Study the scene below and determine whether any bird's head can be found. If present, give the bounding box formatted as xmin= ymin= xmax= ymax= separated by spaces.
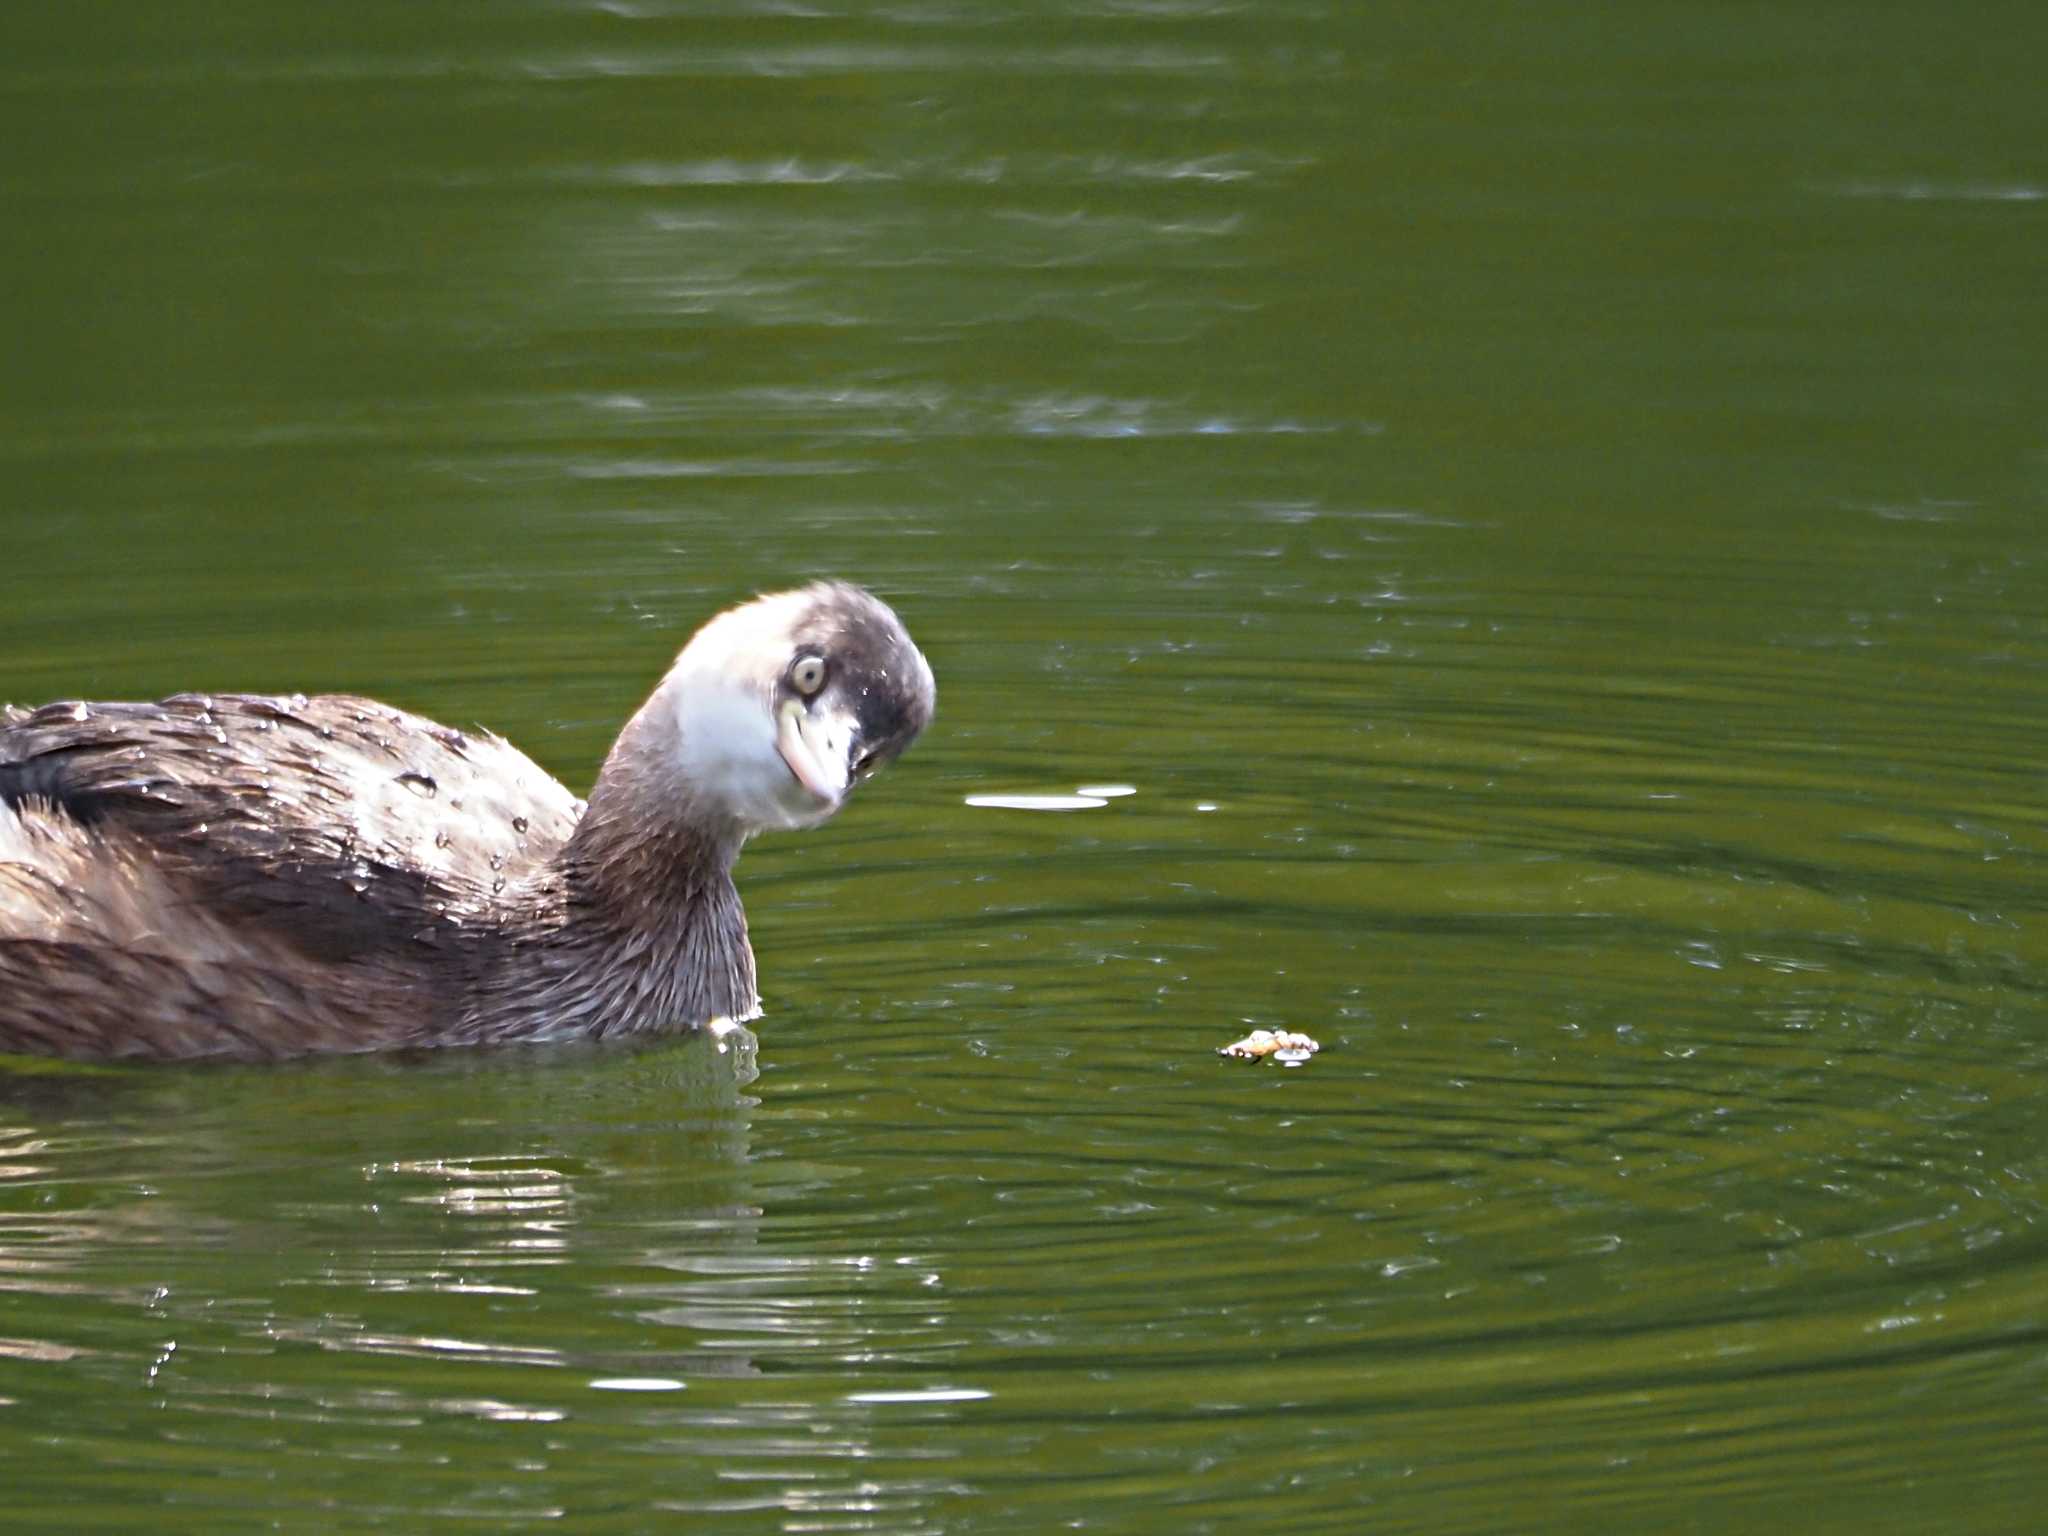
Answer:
xmin=648 ymin=582 xmax=935 ymax=837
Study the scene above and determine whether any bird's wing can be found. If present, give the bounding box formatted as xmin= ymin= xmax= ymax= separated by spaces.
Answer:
xmin=0 ymin=692 xmax=582 ymax=959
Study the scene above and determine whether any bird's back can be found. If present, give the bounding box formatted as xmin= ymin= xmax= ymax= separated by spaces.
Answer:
xmin=0 ymin=692 xmax=583 ymax=1058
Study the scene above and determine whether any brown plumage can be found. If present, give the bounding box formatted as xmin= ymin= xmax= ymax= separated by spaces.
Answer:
xmin=0 ymin=583 xmax=934 ymax=1061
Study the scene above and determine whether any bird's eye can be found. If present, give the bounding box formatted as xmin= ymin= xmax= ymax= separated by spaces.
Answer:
xmin=789 ymin=655 xmax=828 ymax=696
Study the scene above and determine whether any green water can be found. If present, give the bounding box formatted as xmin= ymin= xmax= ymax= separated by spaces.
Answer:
xmin=4 ymin=3 xmax=2046 ymax=1530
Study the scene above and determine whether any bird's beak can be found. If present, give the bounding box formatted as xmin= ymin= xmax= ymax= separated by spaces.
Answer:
xmin=775 ymin=697 xmax=850 ymax=808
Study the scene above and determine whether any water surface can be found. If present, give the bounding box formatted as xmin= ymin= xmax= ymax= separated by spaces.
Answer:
xmin=3 ymin=3 xmax=2046 ymax=1530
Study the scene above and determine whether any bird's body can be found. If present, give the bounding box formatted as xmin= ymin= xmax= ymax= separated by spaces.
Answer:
xmin=0 ymin=583 xmax=933 ymax=1061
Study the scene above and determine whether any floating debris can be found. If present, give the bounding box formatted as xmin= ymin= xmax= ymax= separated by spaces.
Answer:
xmin=1217 ymin=1028 xmax=1320 ymax=1065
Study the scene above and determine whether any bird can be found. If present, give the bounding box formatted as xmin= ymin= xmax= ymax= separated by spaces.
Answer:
xmin=0 ymin=582 xmax=934 ymax=1062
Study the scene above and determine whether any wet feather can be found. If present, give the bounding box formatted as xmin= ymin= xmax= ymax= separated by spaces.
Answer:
xmin=0 ymin=583 xmax=934 ymax=1062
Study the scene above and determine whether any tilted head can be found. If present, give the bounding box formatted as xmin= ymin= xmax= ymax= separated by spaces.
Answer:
xmin=647 ymin=582 xmax=935 ymax=836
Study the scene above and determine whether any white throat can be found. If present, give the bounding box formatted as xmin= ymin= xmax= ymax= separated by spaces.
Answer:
xmin=668 ymin=670 xmax=842 ymax=833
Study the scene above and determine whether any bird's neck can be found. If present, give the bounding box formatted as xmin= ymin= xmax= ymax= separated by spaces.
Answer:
xmin=567 ymin=795 xmax=759 ymax=1033
xmin=455 ymin=753 xmax=760 ymax=1045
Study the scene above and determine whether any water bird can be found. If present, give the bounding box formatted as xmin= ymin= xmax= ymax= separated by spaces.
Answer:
xmin=0 ymin=583 xmax=933 ymax=1061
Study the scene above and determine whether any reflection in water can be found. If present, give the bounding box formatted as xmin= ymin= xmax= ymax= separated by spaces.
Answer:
xmin=0 ymin=1037 xmax=789 ymax=1454
xmin=964 ymin=793 xmax=1109 ymax=810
